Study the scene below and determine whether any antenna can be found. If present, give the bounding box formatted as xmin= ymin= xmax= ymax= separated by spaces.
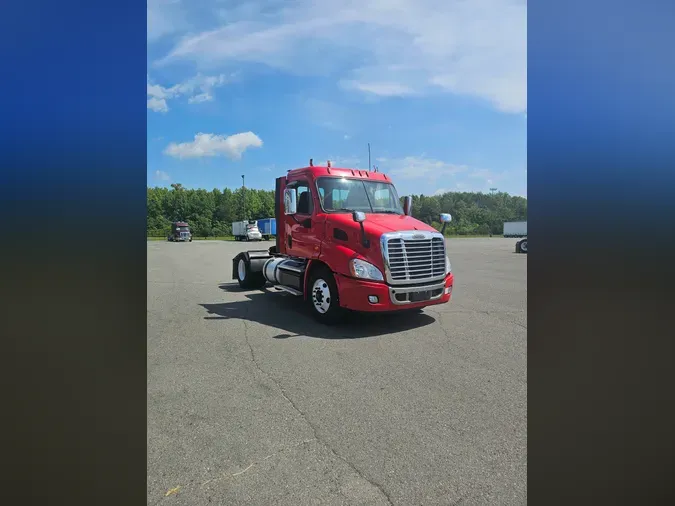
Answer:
xmin=368 ymin=143 xmax=371 ymax=173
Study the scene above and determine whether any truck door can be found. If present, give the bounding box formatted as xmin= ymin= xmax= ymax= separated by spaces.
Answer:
xmin=285 ymin=179 xmax=322 ymax=259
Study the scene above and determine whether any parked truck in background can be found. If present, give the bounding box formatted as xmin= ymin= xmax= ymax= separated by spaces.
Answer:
xmin=232 ymin=160 xmax=454 ymax=324
xmin=503 ymin=221 xmax=527 ymax=237
xmin=233 ymin=220 xmax=263 ymax=241
xmin=257 ymin=218 xmax=276 ymax=240
xmin=503 ymin=221 xmax=527 ymax=254
xmin=167 ymin=221 xmax=192 ymax=242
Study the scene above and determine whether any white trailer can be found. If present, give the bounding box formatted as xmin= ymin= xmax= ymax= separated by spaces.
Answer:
xmin=503 ymin=221 xmax=527 ymax=238
xmin=232 ymin=220 xmax=263 ymax=241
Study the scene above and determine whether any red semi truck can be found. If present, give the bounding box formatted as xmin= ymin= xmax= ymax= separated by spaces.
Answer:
xmin=232 ymin=161 xmax=454 ymax=324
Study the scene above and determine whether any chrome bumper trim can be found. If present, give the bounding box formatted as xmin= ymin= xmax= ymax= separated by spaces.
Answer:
xmin=388 ymin=280 xmax=447 ymax=306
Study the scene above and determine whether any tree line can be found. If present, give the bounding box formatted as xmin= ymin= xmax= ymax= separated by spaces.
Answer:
xmin=147 ymin=183 xmax=527 ymax=237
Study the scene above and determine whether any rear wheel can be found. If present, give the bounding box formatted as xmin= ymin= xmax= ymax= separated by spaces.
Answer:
xmin=236 ymin=257 xmax=266 ymax=289
xmin=307 ymin=267 xmax=345 ymax=324
xmin=520 ymin=239 xmax=527 ymax=253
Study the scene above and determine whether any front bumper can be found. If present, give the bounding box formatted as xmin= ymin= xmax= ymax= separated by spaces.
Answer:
xmin=335 ymin=273 xmax=454 ymax=312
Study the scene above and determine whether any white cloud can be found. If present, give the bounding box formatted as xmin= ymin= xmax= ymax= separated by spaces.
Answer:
xmin=469 ymin=168 xmax=505 ymax=185
xmin=343 ymin=134 xmax=351 ymax=140
xmin=147 ymin=0 xmax=186 ymax=42
xmin=379 ymin=155 xmax=468 ymax=180
xmin=375 ymin=155 xmax=522 ymax=195
xmin=148 ymin=97 xmax=169 ymax=113
xmin=154 ymin=170 xmax=171 ymax=181
xmin=147 ymin=73 xmax=234 ymax=112
xmin=164 ymin=132 xmax=263 ymax=159
xmin=157 ymin=0 xmax=526 ymax=114
xmin=339 ymin=80 xmax=416 ymax=97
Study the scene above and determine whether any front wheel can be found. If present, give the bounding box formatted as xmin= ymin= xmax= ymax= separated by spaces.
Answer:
xmin=307 ymin=267 xmax=345 ymax=324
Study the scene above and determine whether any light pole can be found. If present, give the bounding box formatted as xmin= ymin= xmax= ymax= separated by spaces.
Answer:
xmin=241 ymin=175 xmax=246 ymax=220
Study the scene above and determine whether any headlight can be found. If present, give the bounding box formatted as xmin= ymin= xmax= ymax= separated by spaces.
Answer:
xmin=349 ymin=258 xmax=384 ymax=281
xmin=445 ymin=255 xmax=452 ymax=274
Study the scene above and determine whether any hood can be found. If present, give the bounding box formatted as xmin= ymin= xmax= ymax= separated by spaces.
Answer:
xmin=328 ymin=213 xmax=437 ymax=236
xmin=326 ymin=213 xmax=440 ymax=269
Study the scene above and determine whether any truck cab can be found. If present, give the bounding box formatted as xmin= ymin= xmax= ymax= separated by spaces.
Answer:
xmin=168 ymin=221 xmax=192 ymax=242
xmin=232 ymin=162 xmax=454 ymax=323
xmin=233 ymin=220 xmax=263 ymax=241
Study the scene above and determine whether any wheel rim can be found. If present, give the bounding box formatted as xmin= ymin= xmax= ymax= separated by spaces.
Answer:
xmin=521 ymin=241 xmax=527 ymax=252
xmin=238 ymin=259 xmax=246 ymax=280
xmin=312 ymin=278 xmax=332 ymax=314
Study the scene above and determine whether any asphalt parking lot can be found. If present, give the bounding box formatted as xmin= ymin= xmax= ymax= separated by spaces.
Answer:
xmin=147 ymin=238 xmax=527 ymax=505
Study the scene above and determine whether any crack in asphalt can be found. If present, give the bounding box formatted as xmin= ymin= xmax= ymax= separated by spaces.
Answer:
xmin=241 ymin=311 xmax=395 ymax=506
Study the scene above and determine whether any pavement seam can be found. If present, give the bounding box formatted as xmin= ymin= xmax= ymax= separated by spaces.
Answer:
xmin=242 ymin=314 xmax=395 ymax=506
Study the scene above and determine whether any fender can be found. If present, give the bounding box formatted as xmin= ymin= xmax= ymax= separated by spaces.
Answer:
xmin=303 ymin=259 xmax=314 ymax=300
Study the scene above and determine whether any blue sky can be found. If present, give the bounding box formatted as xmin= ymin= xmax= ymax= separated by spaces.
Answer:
xmin=147 ymin=0 xmax=527 ymax=197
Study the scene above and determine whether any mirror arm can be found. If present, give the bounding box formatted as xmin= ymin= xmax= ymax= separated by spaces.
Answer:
xmin=359 ymin=223 xmax=370 ymax=248
xmin=441 ymin=222 xmax=448 ymax=235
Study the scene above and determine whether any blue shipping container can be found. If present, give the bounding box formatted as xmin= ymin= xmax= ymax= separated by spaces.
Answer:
xmin=257 ymin=218 xmax=276 ymax=237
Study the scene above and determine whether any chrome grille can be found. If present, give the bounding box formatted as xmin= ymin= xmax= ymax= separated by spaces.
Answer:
xmin=382 ymin=231 xmax=446 ymax=284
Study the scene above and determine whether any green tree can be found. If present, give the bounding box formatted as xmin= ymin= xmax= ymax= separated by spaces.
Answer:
xmin=147 ymin=183 xmax=526 ymax=238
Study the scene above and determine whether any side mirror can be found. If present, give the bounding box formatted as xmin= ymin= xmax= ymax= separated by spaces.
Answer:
xmin=402 ymin=196 xmax=413 ymax=216
xmin=352 ymin=211 xmax=370 ymax=248
xmin=439 ymin=213 xmax=452 ymax=235
xmin=284 ymin=188 xmax=297 ymax=215
xmin=352 ymin=211 xmax=366 ymax=223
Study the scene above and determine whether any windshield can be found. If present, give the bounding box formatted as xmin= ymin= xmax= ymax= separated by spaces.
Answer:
xmin=316 ymin=177 xmax=403 ymax=214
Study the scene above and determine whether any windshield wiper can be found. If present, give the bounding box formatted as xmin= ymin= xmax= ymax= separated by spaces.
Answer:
xmin=375 ymin=210 xmax=402 ymax=215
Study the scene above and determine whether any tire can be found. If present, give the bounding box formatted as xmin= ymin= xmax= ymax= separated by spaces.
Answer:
xmin=307 ymin=266 xmax=345 ymax=324
xmin=520 ymin=240 xmax=527 ymax=253
xmin=236 ymin=256 xmax=266 ymax=289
